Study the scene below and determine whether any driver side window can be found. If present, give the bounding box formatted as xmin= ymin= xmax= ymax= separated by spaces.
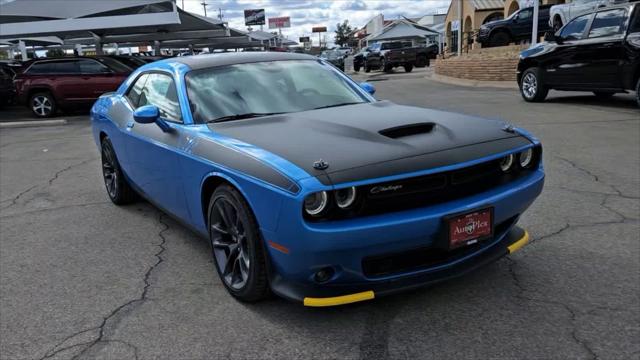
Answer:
xmin=138 ymin=73 xmax=183 ymax=122
xmin=560 ymin=14 xmax=591 ymax=40
xmin=518 ymin=9 xmax=532 ymax=20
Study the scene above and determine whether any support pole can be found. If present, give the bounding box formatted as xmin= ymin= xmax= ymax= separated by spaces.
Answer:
xmin=18 ymin=40 xmax=27 ymax=61
xmin=153 ymin=40 xmax=161 ymax=56
xmin=457 ymin=0 xmax=462 ymax=55
xmin=531 ymin=0 xmax=540 ymax=45
xmin=75 ymin=44 xmax=83 ymax=56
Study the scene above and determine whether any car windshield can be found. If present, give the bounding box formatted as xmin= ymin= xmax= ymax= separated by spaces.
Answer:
xmin=186 ymin=60 xmax=369 ymax=123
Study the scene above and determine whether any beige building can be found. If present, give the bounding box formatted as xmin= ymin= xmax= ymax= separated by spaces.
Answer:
xmin=444 ymin=0 xmax=566 ymax=52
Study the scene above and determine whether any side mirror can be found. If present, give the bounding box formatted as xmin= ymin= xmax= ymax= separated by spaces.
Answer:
xmin=544 ymin=31 xmax=556 ymax=42
xmin=133 ymin=104 xmax=159 ymax=124
xmin=360 ymin=82 xmax=376 ymax=95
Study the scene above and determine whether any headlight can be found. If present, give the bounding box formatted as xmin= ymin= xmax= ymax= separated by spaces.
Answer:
xmin=304 ymin=191 xmax=329 ymax=216
xmin=519 ymin=148 xmax=533 ymax=168
xmin=335 ymin=187 xmax=357 ymax=209
xmin=500 ymin=154 xmax=515 ymax=172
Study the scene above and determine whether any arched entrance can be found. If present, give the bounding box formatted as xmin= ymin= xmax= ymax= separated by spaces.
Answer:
xmin=464 ymin=16 xmax=473 ymax=48
xmin=507 ymin=0 xmax=519 ymax=16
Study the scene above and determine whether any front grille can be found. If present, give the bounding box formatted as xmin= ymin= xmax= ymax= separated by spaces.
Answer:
xmin=362 ymin=215 xmax=518 ymax=278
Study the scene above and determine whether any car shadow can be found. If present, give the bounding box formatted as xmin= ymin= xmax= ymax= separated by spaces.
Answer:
xmin=545 ymin=93 xmax=638 ymax=110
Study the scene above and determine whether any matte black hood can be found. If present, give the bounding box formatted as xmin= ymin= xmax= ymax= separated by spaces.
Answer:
xmin=209 ymin=101 xmax=531 ymax=185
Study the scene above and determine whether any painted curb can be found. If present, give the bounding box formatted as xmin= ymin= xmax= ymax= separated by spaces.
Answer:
xmin=428 ymin=74 xmax=519 ymax=89
xmin=0 ymin=119 xmax=68 ymax=129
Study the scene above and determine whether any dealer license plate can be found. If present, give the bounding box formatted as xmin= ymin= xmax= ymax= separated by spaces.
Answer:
xmin=447 ymin=208 xmax=493 ymax=250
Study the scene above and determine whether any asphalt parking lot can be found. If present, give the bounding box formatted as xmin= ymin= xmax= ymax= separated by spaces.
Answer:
xmin=1 ymin=74 xmax=638 ymax=359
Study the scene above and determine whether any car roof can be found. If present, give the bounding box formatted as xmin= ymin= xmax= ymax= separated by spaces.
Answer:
xmin=170 ymin=51 xmax=317 ymax=70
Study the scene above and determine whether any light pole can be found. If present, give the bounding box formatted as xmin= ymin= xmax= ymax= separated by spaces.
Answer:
xmin=457 ymin=0 xmax=462 ymax=55
xmin=201 ymin=1 xmax=208 ymax=17
xmin=531 ymin=0 xmax=540 ymax=45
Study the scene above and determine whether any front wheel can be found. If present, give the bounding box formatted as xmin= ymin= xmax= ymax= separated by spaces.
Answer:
xmin=30 ymin=92 xmax=56 ymax=118
xmin=404 ymin=64 xmax=414 ymax=73
xmin=520 ymin=67 xmax=548 ymax=102
xmin=208 ymin=184 xmax=269 ymax=302
xmin=101 ymin=137 xmax=136 ymax=205
xmin=353 ymin=63 xmax=360 ymax=72
xmin=489 ymin=32 xmax=511 ymax=47
xmin=381 ymin=57 xmax=391 ymax=73
xmin=364 ymin=60 xmax=371 ymax=73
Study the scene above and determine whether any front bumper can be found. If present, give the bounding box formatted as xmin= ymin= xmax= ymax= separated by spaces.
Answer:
xmin=263 ymin=169 xmax=544 ymax=306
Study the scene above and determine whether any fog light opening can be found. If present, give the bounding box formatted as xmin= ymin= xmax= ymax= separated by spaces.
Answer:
xmin=314 ymin=267 xmax=335 ymax=283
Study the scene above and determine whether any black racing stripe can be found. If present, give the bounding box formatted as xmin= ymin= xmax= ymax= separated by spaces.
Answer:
xmin=193 ymin=138 xmax=298 ymax=193
xmin=323 ymin=137 xmax=532 ymax=185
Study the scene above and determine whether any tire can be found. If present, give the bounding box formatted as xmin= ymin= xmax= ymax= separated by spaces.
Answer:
xmin=489 ymin=31 xmax=511 ymax=47
xmin=381 ymin=57 xmax=391 ymax=73
xmin=553 ymin=17 xmax=563 ymax=33
xmin=354 ymin=64 xmax=360 ymax=72
xmin=519 ymin=67 xmax=549 ymax=102
xmin=404 ymin=64 xmax=414 ymax=73
xmin=208 ymin=184 xmax=269 ymax=302
xmin=636 ymin=78 xmax=640 ymax=107
xmin=101 ymin=137 xmax=136 ymax=205
xmin=30 ymin=92 xmax=56 ymax=118
xmin=364 ymin=60 xmax=371 ymax=73
xmin=593 ymin=91 xmax=615 ymax=99
xmin=415 ymin=55 xmax=427 ymax=68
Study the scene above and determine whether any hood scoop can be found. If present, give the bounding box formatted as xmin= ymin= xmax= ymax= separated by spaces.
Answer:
xmin=379 ymin=122 xmax=435 ymax=139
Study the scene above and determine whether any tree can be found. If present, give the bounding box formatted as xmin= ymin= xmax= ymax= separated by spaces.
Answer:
xmin=46 ymin=48 xmax=65 ymax=58
xmin=334 ymin=20 xmax=353 ymax=47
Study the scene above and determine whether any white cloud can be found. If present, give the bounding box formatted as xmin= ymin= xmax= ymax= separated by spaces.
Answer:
xmin=179 ymin=0 xmax=449 ymax=46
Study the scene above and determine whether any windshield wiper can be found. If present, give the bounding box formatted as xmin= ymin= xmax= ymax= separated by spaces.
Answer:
xmin=207 ymin=112 xmax=284 ymax=123
xmin=312 ymin=102 xmax=364 ymax=110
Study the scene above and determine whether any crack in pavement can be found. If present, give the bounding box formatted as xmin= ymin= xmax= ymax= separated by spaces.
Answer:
xmin=38 ymin=212 xmax=170 ymax=360
xmin=0 ymin=158 xmax=96 ymax=212
xmin=506 ymin=257 xmax=599 ymax=360
xmin=0 ymin=201 xmax=111 ymax=219
xmin=48 ymin=158 xmax=95 ymax=186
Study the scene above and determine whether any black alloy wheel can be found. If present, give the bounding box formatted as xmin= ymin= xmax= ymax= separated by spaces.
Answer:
xmin=382 ymin=57 xmax=391 ymax=73
xmin=30 ymin=92 xmax=56 ymax=118
xmin=101 ymin=137 xmax=136 ymax=205
xmin=208 ymin=184 xmax=269 ymax=302
xmin=520 ymin=67 xmax=549 ymax=102
xmin=404 ymin=64 xmax=414 ymax=73
xmin=489 ymin=32 xmax=511 ymax=47
xmin=553 ymin=17 xmax=563 ymax=33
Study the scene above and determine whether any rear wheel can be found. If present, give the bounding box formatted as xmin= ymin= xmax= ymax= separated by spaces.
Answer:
xmin=208 ymin=184 xmax=269 ymax=302
xmin=520 ymin=67 xmax=548 ymax=102
xmin=404 ymin=64 xmax=414 ymax=73
xmin=489 ymin=31 xmax=511 ymax=47
xmin=101 ymin=137 xmax=136 ymax=205
xmin=30 ymin=92 xmax=56 ymax=118
xmin=593 ymin=91 xmax=615 ymax=99
xmin=553 ymin=17 xmax=563 ymax=33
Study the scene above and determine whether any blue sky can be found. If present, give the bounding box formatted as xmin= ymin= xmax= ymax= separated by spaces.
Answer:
xmin=180 ymin=0 xmax=450 ymax=45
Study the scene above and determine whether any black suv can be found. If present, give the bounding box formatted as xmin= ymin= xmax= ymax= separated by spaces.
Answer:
xmin=478 ymin=5 xmax=552 ymax=47
xmin=517 ymin=3 xmax=640 ymax=107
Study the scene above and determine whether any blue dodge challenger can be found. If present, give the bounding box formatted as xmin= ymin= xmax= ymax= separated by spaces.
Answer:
xmin=91 ymin=52 xmax=544 ymax=306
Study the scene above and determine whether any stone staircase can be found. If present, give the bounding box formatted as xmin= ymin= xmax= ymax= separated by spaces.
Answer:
xmin=435 ymin=44 xmax=528 ymax=82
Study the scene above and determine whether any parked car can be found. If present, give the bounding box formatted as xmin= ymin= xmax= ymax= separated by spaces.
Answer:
xmin=352 ymin=47 xmax=372 ymax=72
xmin=101 ymin=55 xmax=148 ymax=69
xmin=0 ymin=64 xmax=16 ymax=108
xmin=319 ymin=50 xmax=345 ymax=71
xmin=549 ymin=0 xmax=631 ymax=32
xmin=14 ymin=57 xmax=131 ymax=117
xmin=335 ymin=47 xmax=352 ymax=58
xmin=92 ymin=52 xmax=543 ymax=306
xmin=478 ymin=5 xmax=552 ymax=47
xmin=518 ymin=2 xmax=640 ymax=107
xmin=357 ymin=41 xmax=433 ymax=73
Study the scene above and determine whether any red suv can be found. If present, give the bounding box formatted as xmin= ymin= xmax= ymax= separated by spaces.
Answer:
xmin=14 ymin=57 xmax=131 ymax=117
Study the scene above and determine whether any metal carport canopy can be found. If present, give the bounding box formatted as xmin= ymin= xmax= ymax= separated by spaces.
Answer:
xmin=0 ymin=0 xmax=228 ymax=41
xmin=368 ymin=21 xmax=439 ymax=42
